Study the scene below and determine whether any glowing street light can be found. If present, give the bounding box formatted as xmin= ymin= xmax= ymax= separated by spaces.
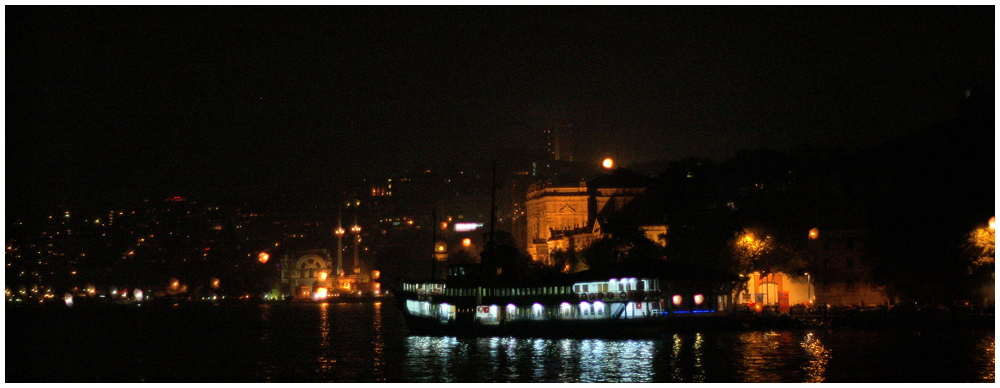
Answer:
xmin=809 ymin=228 xmax=820 ymax=240
xmin=602 ymin=157 xmax=614 ymax=169
xmin=318 ymin=271 xmax=328 ymax=282
xmin=314 ymin=287 xmax=328 ymax=301
xmin=462 ymin=238 xmax=472 ymax=248
xmin=258 ymin=252 xmax=270 ymax=264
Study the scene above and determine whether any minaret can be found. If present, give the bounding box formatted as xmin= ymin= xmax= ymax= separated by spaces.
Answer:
xmin=351 ymin=201 xmax=361 ymax=274
xmin=334 ymin=203 xmax=345 ymax=276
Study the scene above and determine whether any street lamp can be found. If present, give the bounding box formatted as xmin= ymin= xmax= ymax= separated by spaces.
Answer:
xmin=435 ymin=241 xmax=448 ymax=262
xmin=807 ymin=228 xmax=818 ymax=309
xmin=805 ymin=272 xmax=811 ymax=304
xmin=602 ymin=158 xmax=614 ymax=169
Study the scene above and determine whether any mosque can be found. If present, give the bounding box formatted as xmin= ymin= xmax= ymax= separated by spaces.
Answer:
xmin=279 ymin=206 xmax=381 ymax=300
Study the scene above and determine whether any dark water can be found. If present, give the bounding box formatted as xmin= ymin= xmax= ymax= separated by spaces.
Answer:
xmin=6 ymin=301 xmax=994 ymax=382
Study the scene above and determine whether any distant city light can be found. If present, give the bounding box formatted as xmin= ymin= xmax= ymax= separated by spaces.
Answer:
xmin=462 ymin=238 xmax=472 ymax=247
xmin=990 ymin=217 xmax=995 ymax=233
xmin=809 ymin=228 xmax=820 ymax=240
xmin=453 ymin=223 xmax=482 ymax=232
xmin=318 ymin=271 xmax=328 ymax=281
xmin=602 ymin=158 xmax=614 ymax=169
xmin=258 ymin=252 xmax=270 ymax=264
xmin=134 ymin=289 xmax=144 ymax=301
xmin=694 ymin=294 xmax=705 ymax=305
xmin=64 ymin=293 xmax=73 ymax=308
xmin=672 ymin=295 xmax=683 ymax=306
xmin=371 ymin=270 xmax=380 ymax=280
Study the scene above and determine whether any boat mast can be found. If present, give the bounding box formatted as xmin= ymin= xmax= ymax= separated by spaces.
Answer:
xmin=486 ymin=160 xmax=497 ymax=266
xmin=431 ymin=205 xmax=437 ymax=280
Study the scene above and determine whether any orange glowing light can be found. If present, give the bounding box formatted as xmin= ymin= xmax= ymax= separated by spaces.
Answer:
xmin=211 ymin=278 xmax=220 ymax=289
xmin=441 ymin=222 xmax=448 ymax=230
xmin=990 ymin=217 xmax=995 ymax=233
xmin=809 ymin=228 xmax=819 ymax=240
xmin=602 ymin=158 xmax=614 ymax=169
xmin=258 ymin=252 xmax=270 ymax=264
xmin=318 ymin=271 xmax=328 ymax=281
xmin=314 ymin=287 xmax=328 ymax=300
xmin=462 ymin=238 xmax=472 ymax=247
xmin=371 ymin=270 xmax=380 ymax=280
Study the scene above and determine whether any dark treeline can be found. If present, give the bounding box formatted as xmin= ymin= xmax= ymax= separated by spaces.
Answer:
xmin=580 ymin=90 xmax=994 ymax=303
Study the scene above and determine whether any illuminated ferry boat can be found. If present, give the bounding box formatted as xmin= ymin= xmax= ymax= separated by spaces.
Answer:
xmin=393 ymin=259 xmax=738 ymax=337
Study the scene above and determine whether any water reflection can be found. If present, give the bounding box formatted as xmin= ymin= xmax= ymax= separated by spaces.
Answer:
xmin=404 ymin=336 xmax=655 ymax=382
xmin=693 ymin=332 xmax=705 ymax=382
xmin=316 ymin=303 xmax=336 ymax=373
xmin=978 ymin=333 xmax=995 ymax=382
xmin=669 ymin=334 xmax=682 ymax=381
xmin=371 ymin=302 xmax=386 ymax=381
xmin=258 ymin=303 xmax=277 ymax=382
xmin=733 ymin=330 xmax=810 ymax=382
xmin=403 ymin=330 xmax=991 ymax=383
xmin=800 ymin=332 xmax=830 ymax=382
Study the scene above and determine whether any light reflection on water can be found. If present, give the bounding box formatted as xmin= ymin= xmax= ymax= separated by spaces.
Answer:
xmin=405 ymin=336 xmax=657 ymax=382
xmin=978 ymin=333 xmax=995 ymax=382
xmin=403 ymin=330 xmax=844 ymax=382
xmin=801 ymin=332 xmax=830 ymax=383
xmin=316 ymin=303 xmax=335 ymax=373
xmin=7 ymin=303 xmax=990 ymax=383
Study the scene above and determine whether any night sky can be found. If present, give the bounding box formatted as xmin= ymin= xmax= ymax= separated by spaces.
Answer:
xmin=6 ymin=6 xmax=994 ymax=212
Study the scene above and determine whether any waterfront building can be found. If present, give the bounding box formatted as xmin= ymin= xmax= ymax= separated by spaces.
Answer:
xmin=280 ymin=249 xmax=374 ymax=300
xmin=806 ymin=229 xmax=889 ymax=308
xmin=525 ymin=168 xmax=662 ymax=267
